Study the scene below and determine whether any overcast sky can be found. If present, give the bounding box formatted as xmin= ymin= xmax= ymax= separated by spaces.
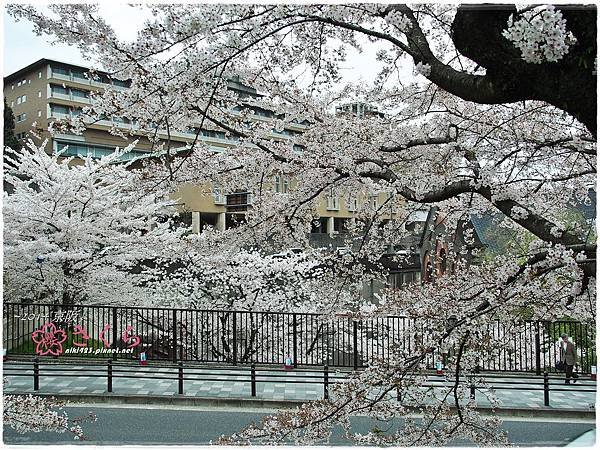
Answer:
xmin=3 ymin=4 xmax=413 ymax=87
xmin=3 ymin=4 xmax=150 ymax=75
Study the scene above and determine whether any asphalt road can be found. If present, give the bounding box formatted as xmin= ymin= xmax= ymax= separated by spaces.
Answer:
xmin=3 ymin=405 xmax=595 ymax=446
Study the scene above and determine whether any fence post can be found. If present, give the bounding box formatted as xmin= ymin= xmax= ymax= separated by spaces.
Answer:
xmin=469 ymin=372 xmax=475 ymax=400
xmin=251 ymin=364 xmax=256 ymax=397
xmin=107 ymin=360 xmax=113 ymax=393
xmin=535 ymin=322 xmax=541 ymax=376
xmin=293 ymin=314 xmax=298 ymax=368
xmin=172 ymin=309 xmax=178 ymax=363
xmin=178 ymin=362 xmax=184 ymax=395
xmin=8 ymin=303 xmax=13 ymax=357
xmin=33 ymin=358 xmax=39 ymax=391
xmin=353 ymin=321 xmax=359 ymax=370
xmin=232 ymin=312 xmax=237 ymax=366
xmin=112 ymin=307 xmax=118 ymax=361
xmin=543 ymin=371 xmax=550 ymax=406
xmin=323 ymin=365 xmax=329 ymax=400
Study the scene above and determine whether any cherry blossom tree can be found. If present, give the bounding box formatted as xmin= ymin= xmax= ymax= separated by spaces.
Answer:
xmin=3 ymin=140 xmax=182 ymax=306
xmin=6 ymin=3 xmax=596 ymax=446
xmin=3 ymin=380 xmax=96 ymax=440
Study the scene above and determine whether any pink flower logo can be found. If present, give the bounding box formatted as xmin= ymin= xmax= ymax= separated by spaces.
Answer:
xmin=31 ymin=322 xmax=68 ymax=356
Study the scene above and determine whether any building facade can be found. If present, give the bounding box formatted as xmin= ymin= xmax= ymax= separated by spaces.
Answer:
xmin=5 ymin=59 xmax=423 ymax=292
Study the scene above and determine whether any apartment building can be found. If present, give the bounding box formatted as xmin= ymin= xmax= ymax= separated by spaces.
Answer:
xmin=335 ymin=102 xmax=385 ymax=119
xmin=5 ymin=59 xmax=407 ymax=239
xmin=5 ymin=60 xmax=426 ymax=296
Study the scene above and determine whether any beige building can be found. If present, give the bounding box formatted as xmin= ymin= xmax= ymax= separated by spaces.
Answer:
xmin=4 ymin=59 xmax=403 ymax=241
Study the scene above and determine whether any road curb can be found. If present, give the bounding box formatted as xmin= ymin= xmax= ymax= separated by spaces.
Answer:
xmin=22 ymin=392 xmax=304 ymax=410
xmin=18 ymin=392 xmax=596 ymax=419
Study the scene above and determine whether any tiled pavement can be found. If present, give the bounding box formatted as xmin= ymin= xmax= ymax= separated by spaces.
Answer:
xmin=3 ymin=360 xmax=596 ymax=411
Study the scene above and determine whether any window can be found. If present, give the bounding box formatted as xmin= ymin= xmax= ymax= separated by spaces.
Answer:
xmin=16 ymin=113 xmax=27 ymax=123
xmin=252 ymin=107 xmax=274 ymax=118
xmin=112 ymin=79 xmax=129 ymax=88
xmin=52 ymin=66 xmax=69 ymax=76
xmin=38 ymin=110 xmax=42 ymax=118
xmin=71 ymin=88 xmax=90 ymax=99
xmin=275 ymin=175 xmax=289 ymax=194
xmin=369 ymin=195 xmax=378 ymax=209
xmin=38 ymin=91 xmax=42 ymax=98
xmin=201 ymin=129 xmax=227 ymax=140
xmin=50 ymin=104 xmax=70 ymax=117
xmin=38 ymin=71 xmax=42 ymax=79
xmin=15 ymin=95 xmax=27 ymax=104
xmin=213 ymin=186 xmax=226 ymax=205
xmin=51 ymin=85 xmax=69 ymax=96
xmin=72 ymin=70 xmax=87 ymax=81
xmin=326 ymin=190 xmax=340 ymax=210
xmin=388 ymin=271 xmax=420 ymax=290
xmin=56 ymin=141 xmax=146 ymax=160
xmin=438 ymin=248 xmax=448 ymax=276
xmin=11 ymin=84 xmax=14 ymax=90
xmin=10 ymin=101 xmax=14 ymax=108
xmin=16 ymin=132 xmax=27 ymax=139
xmin=347 ymin=197 xmax=358 ymax=212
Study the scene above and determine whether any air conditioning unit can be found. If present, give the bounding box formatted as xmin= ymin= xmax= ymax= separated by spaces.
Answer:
xmin=213 ymin=187 xmax=226 ymax=205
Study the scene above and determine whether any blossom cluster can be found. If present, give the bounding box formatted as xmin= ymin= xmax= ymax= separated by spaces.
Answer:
xmin=4 ymin=2 xmax=596 ymax=446
xmin=3 ymin=388 xmax=96 ymax=440
xmin=503 ymin=6 xmax=577 ymax=64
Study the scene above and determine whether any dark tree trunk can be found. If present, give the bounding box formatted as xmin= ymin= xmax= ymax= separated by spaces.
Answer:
xmin=451 ymin=5 xmax=597 ymax=135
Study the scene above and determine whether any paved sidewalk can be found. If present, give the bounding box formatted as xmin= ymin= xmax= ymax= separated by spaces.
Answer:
xmin=3 ymin=360 xmax=596 ymax=411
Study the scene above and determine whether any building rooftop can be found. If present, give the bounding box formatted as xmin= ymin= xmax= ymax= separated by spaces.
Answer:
xmin=4 ymin=58 xmax=109 ymax=84
xmin=4 ymin=58 xmax=262 ymax=98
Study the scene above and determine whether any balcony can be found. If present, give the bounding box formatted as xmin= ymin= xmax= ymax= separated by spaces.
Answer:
xmin=49 ymin=70 xmax=128 ymax=92
xmin=226 ymin=192 xmax=253 ymax=212
xmin=50 ymin=91 xmax=92 ymax=105
xmin=308 ymin=233 xmax=354 ymax=250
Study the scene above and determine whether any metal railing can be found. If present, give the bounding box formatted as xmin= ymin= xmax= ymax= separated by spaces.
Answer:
xmin=3 ymin=302 xmax=596 ymax=373
xmin=3 ymin=359 xmax=596 ymax=407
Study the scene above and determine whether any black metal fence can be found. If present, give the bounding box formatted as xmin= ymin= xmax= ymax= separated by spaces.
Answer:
xmin=3 ymin=302 xmax=597 ymax=373
xmin=3 ymin=359 xmax=596 ymax=408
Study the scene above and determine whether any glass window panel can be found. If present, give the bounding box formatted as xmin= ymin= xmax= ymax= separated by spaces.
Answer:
xmin=72 ymin=89 xmax=89 ymax=98
xmin=52 ymin=85 xmax=68 ymax=95
xmin=72 ymin=70 xmax=87 ymax=80
xmin=52 ymin=66 xmax=69 ymax=76
xmin=51 ymin=104 xmax=69 ymax=114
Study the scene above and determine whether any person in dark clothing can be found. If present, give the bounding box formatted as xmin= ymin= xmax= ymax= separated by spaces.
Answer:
xmin=560 ymin=334 xmax=577 ymax=384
